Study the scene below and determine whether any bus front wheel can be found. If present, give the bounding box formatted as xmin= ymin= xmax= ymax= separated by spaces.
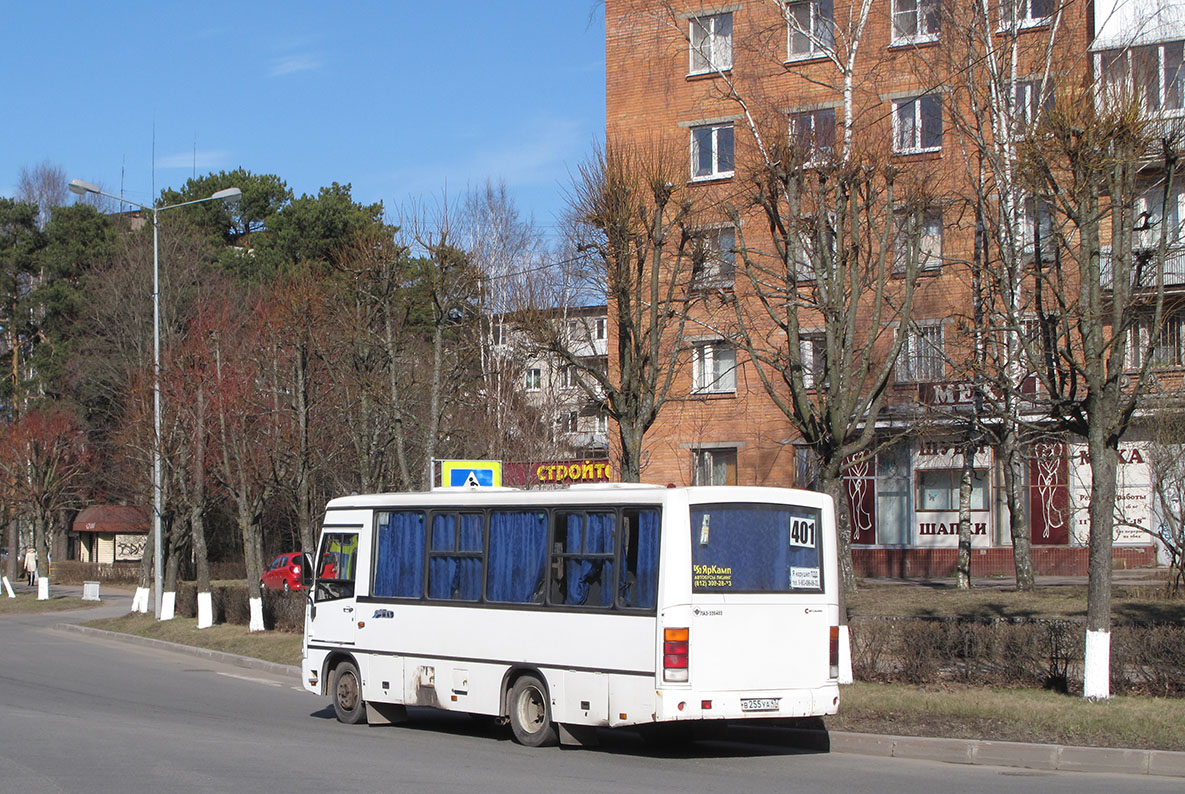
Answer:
xmin=332 ymin=660 xmax=366 ymax=725
xmin=508 ymin=674 xmax=557 ymax=747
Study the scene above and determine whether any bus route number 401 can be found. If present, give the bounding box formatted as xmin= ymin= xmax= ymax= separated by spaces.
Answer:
xmin=789 ymin=517 xmax=816 ymax=548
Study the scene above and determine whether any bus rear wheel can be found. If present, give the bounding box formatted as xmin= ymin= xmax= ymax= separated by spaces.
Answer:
xmin=508 ymin=674 xmax=557 ymax=747
xmin=332 ymin=660 xmax=366 ymax=724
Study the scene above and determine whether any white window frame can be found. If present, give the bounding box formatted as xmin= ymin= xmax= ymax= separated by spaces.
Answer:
xmin=800 ymin=333 xmax=827 ymax=389
xmin=789 ymin=107 xmax=836 ymax=165
xmin=525 ymin=367 xmax=542 ymax=392
xmin=690 ymin=123 xmax=735 ymax=180
xmin=692 ymin=342 xmax=737 ymax=393
xmin=1020 ymin=196 xmax=1054 ymax=258
xmin=692 ymin=447 xmax=738 ymax=486
xmin=893 ymin=208 xmax=943 ymax=272
xmin=896 ymin=323 xmax=945 ymax=382
xmin=690 ymin=12 xmax=733 ymax=75
xmin=891 ymin=0 xmax=939 ymax=45
xmin=892 ymin=94 xmax=943 ymax=153
xmin=786 ymin=0 xmax=834 ymax=60
xmin=560 ymin=364 xmax=577 ymax=389
xmin=693 ymin=226 xmax=737 ymax=286
xmin=999 ymin=0 xmax=1053 ymax=30
xmin=595 ymin=317 xmax=607 ymax=340
xmin=1098 ymin=40 xmax=1185 ymax=116
xmin=1129 ymin=309 xmax=1185 ymax=369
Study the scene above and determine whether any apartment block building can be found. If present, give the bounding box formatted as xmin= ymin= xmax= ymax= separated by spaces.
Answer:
xmin=605 ymin=0 xmax=1184 ymax=575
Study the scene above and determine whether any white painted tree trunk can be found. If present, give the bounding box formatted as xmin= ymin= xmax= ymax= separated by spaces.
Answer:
xmin=196 ymin=591 xmax=213 ymax=629
xmin=1084 ymin=629 xmax=1111 ymax=700
xmin=248 ymin=597 xmax=265 ymax=632
xmin=838 ymin=625 xmax=854 ymax=684
xmin=36 ymin=577 xmax=48 ymax=601
xmin=160 ymin=591 xmax=176 ymax=621
xmin=131 ymin=586 xmax=150 ymax=613
xmin=3 ymin=576 xmax=14 ymax=598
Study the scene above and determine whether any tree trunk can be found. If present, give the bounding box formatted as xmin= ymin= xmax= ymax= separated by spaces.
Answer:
xmin=1083 ymin=423 xmax=1117 ymax=700
xmin=956 ymin=441 xmax=975 ymax=589
xmin=241 ymin=504 xmax=266 ymax=632
xmin=820 ymin=465 xmax=857 ymax=596
xmin=1001 ymin=425 xmax=1036 ymax=591
xmin=192 ymin=383 xmax=213 ymax=628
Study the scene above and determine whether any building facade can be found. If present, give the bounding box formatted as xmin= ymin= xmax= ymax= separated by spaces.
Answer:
xmin=606 ymin=0 xmax=1184 ymax=575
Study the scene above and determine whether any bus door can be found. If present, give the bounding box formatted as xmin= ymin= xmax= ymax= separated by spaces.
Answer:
xmin=310 ymin=530 xmax=360 ymax=645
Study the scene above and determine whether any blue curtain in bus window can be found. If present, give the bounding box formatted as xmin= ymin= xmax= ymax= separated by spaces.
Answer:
xmin=374 ymin=511 xmax=425 ymax=598
xmin=487 ymin=510 xmax=547 ymax=603
xmin=564 ymin=512 xmax=615 ymax=607
xmin=428 ymin=514 xmax=483 ymax=601
xmin=619 ymin=509 xmax=659 ymax=609
xmin=689 ymin=506 xmax=820 ymax=592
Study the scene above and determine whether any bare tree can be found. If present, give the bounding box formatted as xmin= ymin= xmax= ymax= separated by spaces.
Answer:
xmin=1146 ymin=408 xmax=1185 ymax=595
xmin=16 ymin=160 xmax=67 ymax=230
xmin=523 ymin=142 xmax=700 ymax=481
xmin=1019 ymin=82 xmax=1180 ymax=698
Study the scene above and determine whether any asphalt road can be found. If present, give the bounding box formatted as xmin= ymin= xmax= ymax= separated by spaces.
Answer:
xmin=0 ymin=592 xmax=1176 ymax=794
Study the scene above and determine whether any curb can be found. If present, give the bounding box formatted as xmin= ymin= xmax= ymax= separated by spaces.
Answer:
xmin=784 ymin=729 xmax=1185 ymax=778
xmin=46 ymin=624 xmax=1185 ymax=777
xmin=53 ymin=622 xmax=301 ymax=679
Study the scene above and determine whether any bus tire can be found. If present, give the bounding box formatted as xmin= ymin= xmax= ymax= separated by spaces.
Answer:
xmin=508 ymin=674 xmax=557 ymax=747
xmin=332 ymin=660 xmax=366 ymax=725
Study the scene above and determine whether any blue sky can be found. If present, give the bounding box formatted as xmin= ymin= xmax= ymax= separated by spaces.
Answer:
xmin=1 ymin=1 xmax=605 ymax=236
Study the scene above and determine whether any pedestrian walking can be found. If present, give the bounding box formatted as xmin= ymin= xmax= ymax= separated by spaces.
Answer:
xmin=23 ymin=546 xmax=37 ymax=586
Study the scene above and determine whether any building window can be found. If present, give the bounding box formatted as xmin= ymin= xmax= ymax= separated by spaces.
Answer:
xmin=525 ymin=367 xmax=542 ymax=392
xmin=896 ymin=324 xmax=944 ymax=382
xmin=787 ymin=1 xmax=834 ymax=59
xmin=1129 ymin=309 xmax=1185 ymax=369
xmin=1099 ymin=41 xmax=1185 ymax=113
xmin=690 ymin=12 xmax=733 ymax=74
xmin=560 ymin=411 xmax=579 ymax=434
xmin=1021 ymin=197 xmax=1054 ymax=258
xmin=1013 ymin=79 xmax=1052 ymax=131
xmin=691 ymin=123 xmax=735 ymax=180
xmin=893 ymin=95 xmax=943 ymax=153
xmin=560 ymin=365 xmax=577 ymax=389
xmin=1000 ymin=0 xmax=1052 ymax=28
xmin=595 ymin=317 xmax=607 ymax=340
xmin=893 ymin=208 xmax=943 ymax=272
xmin=790 ymin=107 xmax=836 ymax=164
xmin=693 ymin=447 xmax=738 ymax=486
xmin=916 ymin=469 xmax=989 ymax=511
xmin=693 ymin=226 xmax=736 ymax=286
xmin=800 ymin=333 xmax=827 ymax=388
xmin=892 ymin=0 xmax=939 ymax=43
xmin=594 ymin=413 xmax=609 ymax=434
xmin=692 ymin=342 xmax=737 ymax=393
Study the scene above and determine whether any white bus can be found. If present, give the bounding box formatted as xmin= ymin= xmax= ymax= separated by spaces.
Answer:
xmin=301 ymin=484 xmax=840 ymax=747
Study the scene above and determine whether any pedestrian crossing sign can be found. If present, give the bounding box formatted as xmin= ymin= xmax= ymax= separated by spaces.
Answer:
xmin=441 ymin=459 xmax=502 ymax=488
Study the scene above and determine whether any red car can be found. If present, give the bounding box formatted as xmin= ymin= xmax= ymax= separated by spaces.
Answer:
xmin=261 ymin=552 xmax=308 ymax=592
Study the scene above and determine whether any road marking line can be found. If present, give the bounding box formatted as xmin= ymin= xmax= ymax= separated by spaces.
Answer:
xmin=216 ymin=672 xmax=282 ymax=687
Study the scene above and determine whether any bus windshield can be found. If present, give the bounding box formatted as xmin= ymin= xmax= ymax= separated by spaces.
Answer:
xmin=690 ymin=503 xmax=823 ymax=593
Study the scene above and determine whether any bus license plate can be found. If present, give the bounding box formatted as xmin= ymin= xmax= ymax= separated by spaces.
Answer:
xmin=741 ymin=698 xmax=780 ymax=712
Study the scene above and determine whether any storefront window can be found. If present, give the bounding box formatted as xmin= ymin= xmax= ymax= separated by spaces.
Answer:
xmin=916 ymin=469 xmax=988 ymax=511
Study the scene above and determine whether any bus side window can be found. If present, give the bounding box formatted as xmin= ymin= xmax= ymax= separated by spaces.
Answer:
xmin=373 ymin=511 xmax=426 ymax=598
xmin=487 ymin=510 xmax=547 ymax=604
xmin=428 ymin=513 xmax=484 ymax=601
xmin=618 ymin=508 xmax=660 ymax=609
xmin=551 ymin=512 xmax=615 ymax=608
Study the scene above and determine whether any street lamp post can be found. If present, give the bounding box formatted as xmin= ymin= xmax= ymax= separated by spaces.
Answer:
xmin=68 ymin=179 xmax=241 ymax=619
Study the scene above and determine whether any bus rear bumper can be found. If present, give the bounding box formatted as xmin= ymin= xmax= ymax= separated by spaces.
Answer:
xmin=652 ymin=683 xmax=839 ymax=722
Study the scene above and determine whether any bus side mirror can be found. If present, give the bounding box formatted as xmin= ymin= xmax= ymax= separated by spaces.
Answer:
xmin=302 ymin=553 xmax=314 ymax=589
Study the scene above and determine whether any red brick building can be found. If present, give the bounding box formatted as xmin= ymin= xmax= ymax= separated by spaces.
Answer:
xmin=605 ymin=0 xmax=1182 ymax=576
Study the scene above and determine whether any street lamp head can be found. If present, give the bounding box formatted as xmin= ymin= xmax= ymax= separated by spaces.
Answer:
xmin=69 ymin=178 xmax=101 ymax=196
xmin=210 ymin=187 xmax=242 ymax=202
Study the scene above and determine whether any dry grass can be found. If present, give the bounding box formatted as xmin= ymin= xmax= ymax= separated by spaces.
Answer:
xmin=84 ymin=613 xmax=303 ymax=666
xmin=0 ymin=593 xmax=104 ymax=615
xmin=848 ymin=582 xmax=1185 ymax=623
xmin=831 ymin=682 xmax=1185 ymax=751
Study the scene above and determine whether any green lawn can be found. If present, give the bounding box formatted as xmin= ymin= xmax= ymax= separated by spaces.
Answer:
xmin=0 ymin=593 xmax=104 ymax=615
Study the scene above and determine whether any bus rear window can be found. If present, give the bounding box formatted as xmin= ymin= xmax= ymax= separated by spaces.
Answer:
xmin=690 ymin=504 xmax=823 ymax=593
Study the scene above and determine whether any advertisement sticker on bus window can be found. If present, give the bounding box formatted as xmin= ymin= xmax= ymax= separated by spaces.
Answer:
xmin=790 ymin=566 xmax=820 ymax=590
xmin=693 ymin=564 xmax=732 ymax=588
xmin=698 ymin=514 xmax=710 ymax=546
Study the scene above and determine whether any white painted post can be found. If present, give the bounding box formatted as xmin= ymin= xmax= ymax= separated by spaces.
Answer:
xmin=36 ymin=576 xmax=49 ymax=600
xmin=2 ymin=576 xmax=14 ymax=598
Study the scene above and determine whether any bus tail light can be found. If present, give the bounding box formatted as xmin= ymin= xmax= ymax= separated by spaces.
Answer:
xmin=829 ymin=625 xmax=840 ymax=679
xmin=664 ymin=627 xmax=689 ymax=682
